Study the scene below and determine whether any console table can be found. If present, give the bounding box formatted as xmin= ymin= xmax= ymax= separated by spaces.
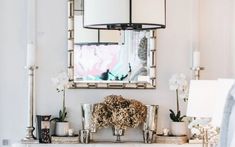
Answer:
xmin=13 ymin=143 xmax=201 ymax=147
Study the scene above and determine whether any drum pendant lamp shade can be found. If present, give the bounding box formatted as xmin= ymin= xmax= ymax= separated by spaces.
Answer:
xmin=83 ymin=0 xmax=166 ymax=30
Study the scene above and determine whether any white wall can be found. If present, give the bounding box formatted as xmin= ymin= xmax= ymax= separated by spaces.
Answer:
xmin=199 ymin=0 xmax=235 ymax=79
xmin=0 ymin=0 xmax=28 ymax=145
xmin=0 ymin=0 xmax=234 ymax=145
xmin=231 ymin=0 xmax=235 ymax=77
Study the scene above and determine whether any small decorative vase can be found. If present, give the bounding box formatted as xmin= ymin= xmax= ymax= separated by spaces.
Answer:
xmin=112 ymin=126 xmax=125 ymax=143
xmin=143 ymin=105 xmax=159 ymax=131
xmin=55 ymin=122 xmax=69 ymax=136
xmin=36 ymin=115 xmax=51 ymax=143
xmin=171 ymin=121 xmax=187 ymax=136
xmin=143 ymin=130 xmax=155 ymax=144
xmin=81 ymin=104 xmax=97 ymax=141
xmin=79 ymin=129 xmax=91 ymax=144
xmin=81 ymin=104 xmax=97 ymax=133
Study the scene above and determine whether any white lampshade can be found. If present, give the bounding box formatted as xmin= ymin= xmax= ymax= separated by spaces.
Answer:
xmin=187 ymin=80 xmax=218 ymax=118
xmin=75 ymin=15 xmax=120 ymax=44
xmin=211 ymin=79 xmax=235 ymax=127
xmin=83 ymin=0 xmax=166 ymax=30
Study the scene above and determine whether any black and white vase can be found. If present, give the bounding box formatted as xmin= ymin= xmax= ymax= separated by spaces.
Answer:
xmin=36 ymin=115 xmax=51 ymax=143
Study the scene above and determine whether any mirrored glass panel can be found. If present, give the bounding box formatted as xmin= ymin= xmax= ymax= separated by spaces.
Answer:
xmin=68 ymin=0 xmax=157 ymax=89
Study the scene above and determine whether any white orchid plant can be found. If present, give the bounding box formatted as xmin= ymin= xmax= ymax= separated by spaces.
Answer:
xmin=169 ymin=73 xmax=188 ymax=122
xmin=51 ymin=71 xmax=69 ymax=122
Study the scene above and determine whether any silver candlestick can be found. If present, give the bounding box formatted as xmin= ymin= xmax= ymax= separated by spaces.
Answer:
xmin=190 ymin=67 xmax=205 ymax=80
xmin=21 ymin=66 xmax=38 ymax=143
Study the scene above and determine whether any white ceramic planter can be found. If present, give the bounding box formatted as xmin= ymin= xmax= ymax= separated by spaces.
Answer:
xmin=171 ymin=122 xmax=187 ymax=136
xmin=55 ymin=122 xmax=69 ymax=136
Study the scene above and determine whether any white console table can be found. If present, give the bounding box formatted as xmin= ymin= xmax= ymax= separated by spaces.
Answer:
xmin=13 ymin=143 xmax=201 ymax=147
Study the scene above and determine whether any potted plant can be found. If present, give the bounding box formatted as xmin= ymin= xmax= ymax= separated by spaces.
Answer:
xmin=169 ymin=73 xmax=188 ymax=136
xmin=51 ymin=71 xmax=69 ymax=136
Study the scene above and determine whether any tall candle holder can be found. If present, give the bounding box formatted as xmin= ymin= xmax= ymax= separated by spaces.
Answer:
xmin=190 ymin=67 xmax=205 ymax=80
xmin=21 ymin=65 xmax=39 ymax=143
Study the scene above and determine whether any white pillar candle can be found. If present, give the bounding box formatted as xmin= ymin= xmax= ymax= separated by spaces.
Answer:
xmin=27 ymin=0 xmax=36 ymax=44
xmin=68 ymin=129 xmax=74 ymax=136
xmin=27 ymin=43 xmax=36 ymax=67
xmin=192 ymin=50 xmax=200 ymax=68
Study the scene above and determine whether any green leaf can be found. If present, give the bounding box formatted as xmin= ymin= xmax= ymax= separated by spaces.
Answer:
xmin=50 ymin=117 xmax=59 ymax=122
xmin=170 ymin=113 xmax=177 ymax=121
xmin=176 ymin=111 xmax=181 ymax=119
xmin=59 ymin=110 xmax=62 ymax=117
xmin=179 ymin=115 xmax=186 ymax=122
xmin=169 ymin=109 xmax=175 ymax=115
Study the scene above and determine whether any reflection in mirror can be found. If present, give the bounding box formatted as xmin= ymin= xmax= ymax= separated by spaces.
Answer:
xmin=68 ymin=0 xmax=157 ymax=89
xmin=74 ymin=31 xmax=150 ymax=82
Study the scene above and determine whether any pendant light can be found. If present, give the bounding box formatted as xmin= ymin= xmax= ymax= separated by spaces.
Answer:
xmin=83 ymin=0 xmax=166 ymax=30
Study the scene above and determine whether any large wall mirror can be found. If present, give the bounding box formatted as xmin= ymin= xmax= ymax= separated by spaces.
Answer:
xmin=67 ymin=0 xmax=157 ymax=89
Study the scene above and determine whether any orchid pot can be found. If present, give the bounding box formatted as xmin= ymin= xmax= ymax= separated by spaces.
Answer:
xmin=55 ymin=121 xmax=69 ymax=136
xmin=171 ymin=121 xmax=187 ymax=136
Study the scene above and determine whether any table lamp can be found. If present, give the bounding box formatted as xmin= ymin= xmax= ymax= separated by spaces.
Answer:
xmin=187 ymin=80 xmax=218 ymax=147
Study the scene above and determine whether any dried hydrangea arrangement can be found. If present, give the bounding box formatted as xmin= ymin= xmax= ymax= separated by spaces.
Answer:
xmin=92 ymin=103 xmax=112 ymax=129
xmin=93 ymin=95 xmax=147 ymax=130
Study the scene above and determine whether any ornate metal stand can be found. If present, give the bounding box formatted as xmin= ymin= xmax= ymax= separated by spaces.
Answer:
xmin=190 ymin=67 xmax=205 ymax=80
xmin=112 ymin=126 xmax=125 ymax=143
xmin=21 ymin=66 xmax=38 ymax=143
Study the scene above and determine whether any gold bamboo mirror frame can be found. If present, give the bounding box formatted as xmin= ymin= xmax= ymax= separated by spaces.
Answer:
xmin=67 ymin=0 xmax=157 ymax=89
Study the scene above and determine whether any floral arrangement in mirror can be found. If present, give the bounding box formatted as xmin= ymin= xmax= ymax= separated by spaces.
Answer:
xmin=51 ymin=71 xmax=69 ymax=136
xmin=168 ymin=73 xmax=189 ymax=136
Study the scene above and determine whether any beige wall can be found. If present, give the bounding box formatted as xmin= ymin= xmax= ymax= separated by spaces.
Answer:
xmin=199 ymin=0 xmax=234 ymax=79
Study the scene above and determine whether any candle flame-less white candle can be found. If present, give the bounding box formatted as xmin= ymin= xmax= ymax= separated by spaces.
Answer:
xmin=68 ymin=129 xmax=74 ymax=136
xmin=26 ymin=43 xmax=36 ymax=67
xmin=192 ymin=50 xmax=200 ymax=68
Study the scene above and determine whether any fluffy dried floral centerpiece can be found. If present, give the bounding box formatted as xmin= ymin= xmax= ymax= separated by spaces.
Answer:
xmin=93 ymin=95 xmax=147 ymax=130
